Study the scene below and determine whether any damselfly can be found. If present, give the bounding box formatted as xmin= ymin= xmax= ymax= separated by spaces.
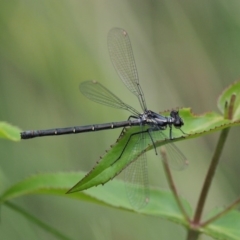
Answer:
xmin=21 ymin=28 xmax=188 ymax=209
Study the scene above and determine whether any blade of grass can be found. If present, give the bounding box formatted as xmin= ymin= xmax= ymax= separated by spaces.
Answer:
xmin=5 ymin=201 xmax=73 ymax=240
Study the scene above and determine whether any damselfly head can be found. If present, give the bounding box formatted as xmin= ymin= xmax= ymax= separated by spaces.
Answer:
xmin=170 ymin=110 xmax=184 ymax=128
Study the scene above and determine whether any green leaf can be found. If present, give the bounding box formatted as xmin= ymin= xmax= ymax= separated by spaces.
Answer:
xmin=204 ymin=210 xmax=240 ymax=240
xmin=68 ymin=105 xmax=240 ymax=193
xmin=218 ymin=80 xmax=240 ymax=119
xmin=2 ymin=172 xmax=240 ymax=239
xmin=0 ymin=122 xmax=21 ymax=141
xmin=0 ymin=172 xmax=191 ymax=226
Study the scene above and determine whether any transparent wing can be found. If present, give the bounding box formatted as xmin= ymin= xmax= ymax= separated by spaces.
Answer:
xmin=124 ymin=152 xmax=149 ymax=210
xmin=108 ymin=28 xmax=147 ymax=111
xmin=122 ymin=125 xmax=187 ymax=210
xmin=151 ymin=129 xmax=188 ymax=170
xmin=163 ymin=141 xmax=189 ymax=170
xmin=80 ymin=80 xmax=139 ymax=115
xmin=123 ymin=130 xmax=149 ymax=209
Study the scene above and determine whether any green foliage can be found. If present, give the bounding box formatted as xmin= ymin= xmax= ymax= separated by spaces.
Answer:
xmin=204 ymin=210 xmax=240 ymax=240
xmin=0 ymin=172 xmax=191 ymax=219
xmin=68 ymin=80 xmax=240 ymax=193
xmin=1 ymin=81 xmax=240 ymax=240
xmin=0 ymin=122 xmax=21 ymax=141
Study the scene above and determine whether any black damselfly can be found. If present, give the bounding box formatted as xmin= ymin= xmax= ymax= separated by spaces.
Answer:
xmin=21 ymin=28 xmax=187 ymax=209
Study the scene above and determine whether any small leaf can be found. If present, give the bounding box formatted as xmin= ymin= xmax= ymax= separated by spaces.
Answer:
xmin=0 ymin=122 xmax=21 ymax=141
xmin=218 ymin=80 xmax=240 ymax=120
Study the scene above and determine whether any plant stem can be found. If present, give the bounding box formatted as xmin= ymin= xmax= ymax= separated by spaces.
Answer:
xmin=193 ymin=128 xmax=230 ymax=224
xmin=186 ymin=229 xmax=200 ymax=240
xmin=160 ymin=147 xmax=190 ymax=222
xmin=202 ymin=196 xmax=240 ymax=227
xmin=193 ymin=94 xmax=235 ymax=224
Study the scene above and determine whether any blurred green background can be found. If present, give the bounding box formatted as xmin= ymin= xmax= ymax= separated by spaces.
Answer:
xmin=1 ymin=1 xmax=240 ymax=239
